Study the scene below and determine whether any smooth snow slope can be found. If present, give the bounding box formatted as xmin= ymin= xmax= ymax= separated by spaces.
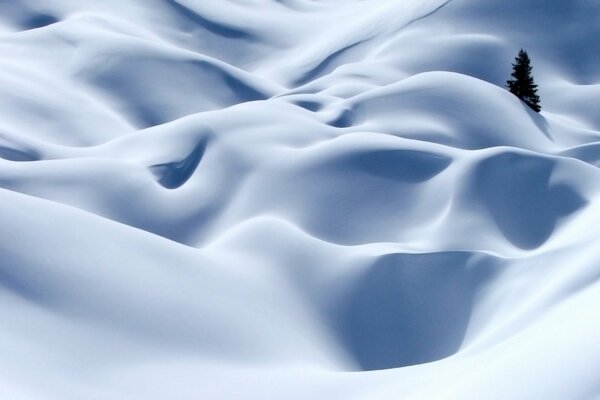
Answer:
xmin=1 ymin=0 xmax=600 ymax=399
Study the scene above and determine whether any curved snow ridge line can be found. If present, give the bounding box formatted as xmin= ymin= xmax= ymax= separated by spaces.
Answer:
xmin=559 ymin=141 xmax=600 ymax=167
xmin=66 ymin=32 xmax=281 ymax=129
xmin=0 ymin=187 xmax=356 ymax=375
xmin=0 ymin=127 xmax=597 ymax=254
xmin=202 ymin=148 xmax=596 ymax=253
xmin=1 ymin=12 xmax=285 ymax=136
xmin=0 ymin=191 xmax=595 ymax=372
xmin=201 ymin=213 xmax=533 ymax=261
xmin=277 ymin=71 xmax=566 ymax=152
xmin=0 ymin=188 xmax=495 ymax=375
xmin=3 ymin=189 xmax=496 ymax=376
xmin=219 ymin=132 xmax=597 ymax=250
xmin=2 ymin=0 xmax=456 ymax=91
xmin=269 ymin=0 xmax=452 ymax=86
xmin=0 ymin=147 xmax=590 ymax=267
xmin=121 ymin=213 xmax=600 ymax=373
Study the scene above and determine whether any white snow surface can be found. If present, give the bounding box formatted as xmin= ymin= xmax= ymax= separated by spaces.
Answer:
xmin=1 ymin=0 xmax=600 ymax=399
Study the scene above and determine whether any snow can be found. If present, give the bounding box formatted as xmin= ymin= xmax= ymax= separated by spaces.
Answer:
xmin=1 ymin=0 xmax=600 ymax=398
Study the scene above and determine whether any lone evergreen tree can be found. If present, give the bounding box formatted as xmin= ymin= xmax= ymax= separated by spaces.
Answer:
xmin=506 ymin=49 xmax=541 ymax=112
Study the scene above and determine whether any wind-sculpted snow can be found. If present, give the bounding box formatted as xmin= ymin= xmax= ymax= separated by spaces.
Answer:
xmin=1 ymin=0 xmax=600 ymax=399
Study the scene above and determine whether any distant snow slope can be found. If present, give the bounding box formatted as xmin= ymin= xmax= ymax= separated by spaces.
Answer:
xmin=1 ymin=0 xmax=600 ymax=399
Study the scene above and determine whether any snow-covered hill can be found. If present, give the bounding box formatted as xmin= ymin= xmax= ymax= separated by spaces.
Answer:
xmin=1 ymin=1 xmax=600 ymax=399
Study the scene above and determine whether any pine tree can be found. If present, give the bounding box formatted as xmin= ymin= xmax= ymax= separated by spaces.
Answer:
xmin=506 ymin=49 xmax=541 ymax=112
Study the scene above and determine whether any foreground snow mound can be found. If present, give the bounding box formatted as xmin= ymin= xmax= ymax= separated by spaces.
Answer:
xmin=1 ymin=0 xmax=600 ymax=399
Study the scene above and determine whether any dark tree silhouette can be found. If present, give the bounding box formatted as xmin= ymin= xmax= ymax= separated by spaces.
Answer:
xmin=506 ymin=49 xmax=541 ymax=112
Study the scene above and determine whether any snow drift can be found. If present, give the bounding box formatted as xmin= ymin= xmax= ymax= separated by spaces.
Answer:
xmin=1 ymin=0 xmax=600 ymax=399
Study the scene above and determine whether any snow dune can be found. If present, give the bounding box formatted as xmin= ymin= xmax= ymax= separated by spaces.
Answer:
xmin=1 ymin=0 xmax=600 ymax=399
